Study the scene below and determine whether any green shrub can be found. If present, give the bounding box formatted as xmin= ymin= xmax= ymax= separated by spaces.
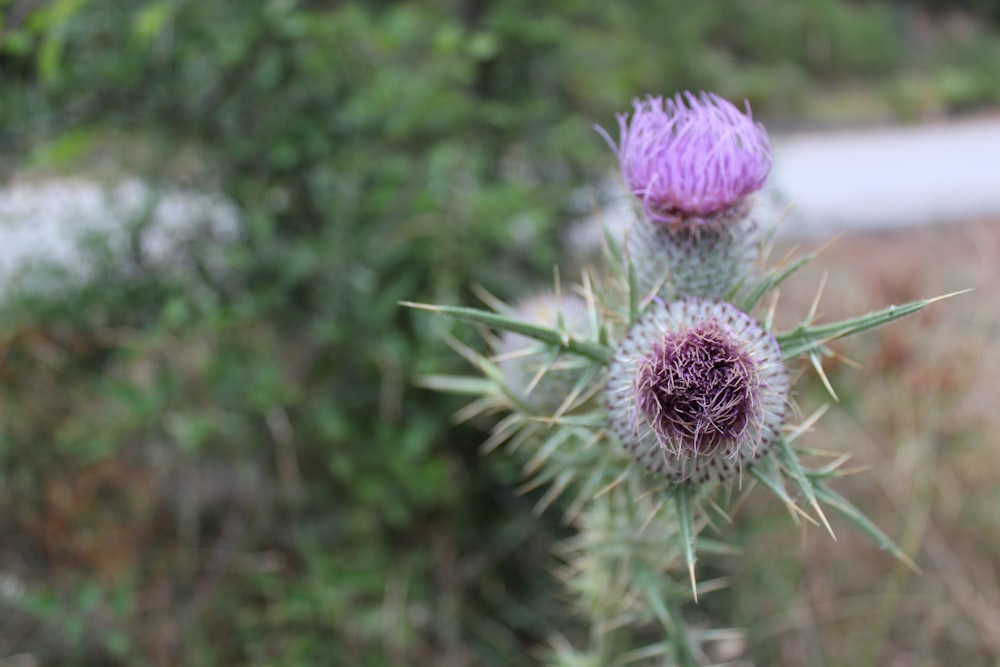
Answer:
xmin=1 ymin=2 xmax=593 ymax=663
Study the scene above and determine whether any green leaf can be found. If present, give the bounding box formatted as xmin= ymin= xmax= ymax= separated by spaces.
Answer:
xmin=628 ymin=255 xmax=640 ymax=326
xmin=813 ymin=482 xmax=919 ymax=571
xmin=401 ymin=301 xmax=613 ymax=364
xmin=35 ymin=0 xmax=86 ymax=85
xmin=775 ymin=436 xmax=835 ymax=538
xmin=777 ymin=298 xmax=930 ymax=360
xmin=675 ymin=485 xmax=698 ymax=601
xmin=750 ymin=458 xmax=811 ymax=525
xmin=26 ymin=128 xmax=98 ymax=167
xmin=132 ymin=2 xmax=174 ymax=45
xmin=633 ymin=562 xmax=698 ymax=666
xmin=416 ymin=374 xmax=495 ymax=395
xmin=740 ymin=252 xmax=814 ymax=313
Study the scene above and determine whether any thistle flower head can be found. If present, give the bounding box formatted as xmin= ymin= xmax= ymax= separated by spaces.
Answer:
xmin=607 ymin=298 xmax=789 ymax=482
xmin=600 ymin=92 xmax=771 ymax=226
xmin=497 ymin=292 xmax=591 ymax=414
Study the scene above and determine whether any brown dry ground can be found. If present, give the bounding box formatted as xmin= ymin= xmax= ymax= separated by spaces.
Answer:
xmin=727 ymin=220 xmax=1000 ymax=667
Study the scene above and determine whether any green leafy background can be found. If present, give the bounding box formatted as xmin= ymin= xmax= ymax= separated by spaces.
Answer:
xmin=0 ymin=0 xmax=998 ymax=664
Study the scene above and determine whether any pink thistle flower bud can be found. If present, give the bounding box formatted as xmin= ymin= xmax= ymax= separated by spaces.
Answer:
xmin=607 ymin=299 xmax=789 ymax=483
xmin=600 ymin=92 xmax=771 ymax=226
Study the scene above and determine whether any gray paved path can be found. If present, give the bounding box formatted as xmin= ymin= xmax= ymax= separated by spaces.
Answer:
xmin=767 ymin=116 xmax=1000 ymax=237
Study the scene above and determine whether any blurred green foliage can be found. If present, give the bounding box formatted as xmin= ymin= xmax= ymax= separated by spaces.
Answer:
xmin=0 ymin=0 xmax=999 ymax=665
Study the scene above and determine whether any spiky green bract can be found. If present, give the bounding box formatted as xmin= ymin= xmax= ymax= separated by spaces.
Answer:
xmin=628 ymin=208 xmax=762 ymax=301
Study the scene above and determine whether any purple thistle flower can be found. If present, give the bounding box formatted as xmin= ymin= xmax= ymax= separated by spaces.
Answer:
xmin=599 ymin=92 xmax=771 ymax=225
xmin=607 ymin=298 xmax=789 ymax=483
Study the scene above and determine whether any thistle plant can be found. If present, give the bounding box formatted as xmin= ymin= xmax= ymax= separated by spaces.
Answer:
xmin=405 ymin=91 xmax=957 ymax=665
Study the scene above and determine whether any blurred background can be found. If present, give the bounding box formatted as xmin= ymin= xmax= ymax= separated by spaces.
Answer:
xmin=0 ymin=1 xmax=998 ymax=665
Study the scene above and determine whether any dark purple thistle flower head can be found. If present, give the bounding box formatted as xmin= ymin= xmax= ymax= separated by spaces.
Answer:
xmin=607 ymin=299 xmax=789 ymax=483
xmin=599 ymin=92 xmax=771 ymax=225
xmin=634 ymin=320 xmax=760 ymax=456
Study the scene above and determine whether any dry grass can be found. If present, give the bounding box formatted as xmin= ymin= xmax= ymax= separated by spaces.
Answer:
xmin=728 ymin=220 xmax=1000 ymax=666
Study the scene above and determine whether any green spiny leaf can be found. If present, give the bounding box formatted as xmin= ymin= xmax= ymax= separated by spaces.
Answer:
xmin=813 ymin=482 xmax=919 ymax=572
xmin=402 ymin=302 xmax=613 ymax=364
xmin=628 ymin=257 xmax=640 ymax=326
xmin=416 ymin=374 xmax=495 ymax=395
xmin=750 ymin=459 xmax=816 ymax=526
xmin=603 ymin=221 xmax=626 ymax=279
xmin=740 ymin=252 xmax=814 ymax=313
xmin=776 ymin=298 xmax=930 ymax=360
xmin=631 ymin=565 xmax=698 ymax=667
xmin=775 ymin=437 xmax=835 ymax=538
xmin=675 ymin=485 xmax=698 ymax=602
